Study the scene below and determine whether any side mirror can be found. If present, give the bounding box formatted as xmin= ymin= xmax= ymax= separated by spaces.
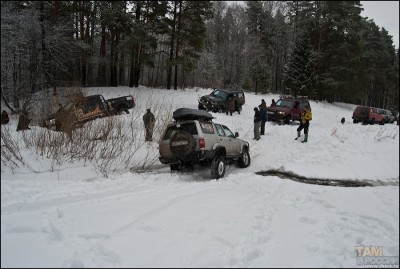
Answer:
xmin=235 ymin=132 xmax=239 ymax=137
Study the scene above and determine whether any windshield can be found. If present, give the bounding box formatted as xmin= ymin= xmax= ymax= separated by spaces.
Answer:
xmin=276 ymin=99 xmax=294 ymax=108
xmin=211 ymin=90 xmax=229 ymax=100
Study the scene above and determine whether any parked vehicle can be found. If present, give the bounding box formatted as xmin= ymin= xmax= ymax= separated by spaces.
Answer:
xmin=107 ymin=95 xmax=136 ymax=115
xmin=266 ymin=97 xmax=311 ymax=124
xmin=198 ymin=89 xmax=245 ymax=114
xmin=158 ymin=108 xmax=250 ymax=179
xmin=382 ymin=109 xmax=396 ymax=123
xmin=352 ymin=105 xmax=386 ymax=125
xmin=42 ymin=94 xmax=135 ymax=131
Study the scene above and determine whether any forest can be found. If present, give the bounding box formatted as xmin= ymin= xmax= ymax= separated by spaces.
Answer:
xmin=1 ymin=1 xmax=399 ymax=113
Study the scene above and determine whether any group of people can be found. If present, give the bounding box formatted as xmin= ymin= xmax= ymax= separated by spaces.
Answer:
xmin=1 ymin=109 xmax=32 ymax=131
xmin=145 ymin=96 xmax=312 ymax=143
xmin=253 ymin=99 xmax=268 ymax=140
xmin=225 ymin=95 xmax=241 ymax=116
xmin=253 ymin=99 xmax=312 ymax=143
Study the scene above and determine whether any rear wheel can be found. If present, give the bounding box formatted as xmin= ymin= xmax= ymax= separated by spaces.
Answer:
xmin=210 ymin=155 xmax=225 ymax=179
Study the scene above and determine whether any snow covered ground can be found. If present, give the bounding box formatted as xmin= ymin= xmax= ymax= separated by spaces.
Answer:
xmin=1 ymin=86 xmax=399 ymax=268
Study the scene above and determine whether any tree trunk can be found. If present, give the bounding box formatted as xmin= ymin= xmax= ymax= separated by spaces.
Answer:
xmin=174 ymin=0 xmax=182 ymax=90
xmin=129 ymin=3 xmax=142 ymax=88
xmin=167 ymin=1 xmax=177 ymax=90
xmin=98 ymin=22 xmax=106 ymax=86
xmin=80 ymin=7 xmax=86 ymax=87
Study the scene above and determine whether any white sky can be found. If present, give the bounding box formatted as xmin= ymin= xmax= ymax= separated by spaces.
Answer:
xmin=1 ymin=86 xmax=399 ymax=267
xmin=361 ymin=1 xmax=399 ymax=49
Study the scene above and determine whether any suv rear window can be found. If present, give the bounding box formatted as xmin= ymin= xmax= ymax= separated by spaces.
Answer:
xmin=163 ymin=122 xmax=198 ymax=140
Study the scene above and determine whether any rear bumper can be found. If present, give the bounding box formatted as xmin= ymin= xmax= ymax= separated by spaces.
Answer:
xmin=159 ymin=150 xmax=215 ymax=164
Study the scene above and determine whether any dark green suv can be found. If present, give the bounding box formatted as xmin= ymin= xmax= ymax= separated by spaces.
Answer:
xmin=198 ymin=89 xmax=245 ymax=114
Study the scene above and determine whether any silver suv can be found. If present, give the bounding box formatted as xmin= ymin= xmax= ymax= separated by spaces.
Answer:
xmin=158 ymin=108 xmax=251 ymax=179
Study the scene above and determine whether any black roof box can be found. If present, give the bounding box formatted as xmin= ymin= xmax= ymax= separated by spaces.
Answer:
xmin=173 ymin=108 xmax=214 ymax=121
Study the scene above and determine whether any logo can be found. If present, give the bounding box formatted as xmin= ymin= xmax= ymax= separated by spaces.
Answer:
xmin=355 ymin=246 xmax=399 ymax=268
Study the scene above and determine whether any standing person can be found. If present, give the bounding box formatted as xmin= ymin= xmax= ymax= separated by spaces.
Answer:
xmin=259 ymin=99 xmax=267 ymax=109
xmin=295 ymin=105 xmax=312 ymax=143
xmin=253 ymin=107 xmax=261 ymax=140
xmin=271 ymin=99 xmax=276 ymax=106
xmin=16 ymin=110 xmax=31 ymax=131
xmin=143 ymin=108 xmax=155 ymax=142
xmin=226 ymin=96 xmax=235 ymax=116
xmin=1 ymin=110 xmax=9 ymax=124
xmin=259 ymin=99 xmax=267 ymax=135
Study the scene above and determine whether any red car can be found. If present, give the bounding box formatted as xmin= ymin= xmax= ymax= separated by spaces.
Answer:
xmin=266 ymin=97 xmax=311 ymax=124
xmin=352 ymin=106 xmax=386 ymax=125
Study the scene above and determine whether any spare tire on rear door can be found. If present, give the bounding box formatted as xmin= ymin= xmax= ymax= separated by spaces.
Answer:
xmin=169 ymin=130 xmax=196 ymax=157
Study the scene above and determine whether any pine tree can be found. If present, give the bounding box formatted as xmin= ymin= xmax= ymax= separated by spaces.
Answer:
xmin=283 ymin=33 xmax=317 ymax=97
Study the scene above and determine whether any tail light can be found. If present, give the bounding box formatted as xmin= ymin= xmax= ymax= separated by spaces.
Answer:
xmin=199 ymin=138 xmax=205 ymax=149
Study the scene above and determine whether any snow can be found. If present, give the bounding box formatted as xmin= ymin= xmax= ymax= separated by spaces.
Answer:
xmin=1 ymin=86 xmax=399 ymax=268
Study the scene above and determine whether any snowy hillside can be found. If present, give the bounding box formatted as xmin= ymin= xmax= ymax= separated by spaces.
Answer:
xmin=1 ymin=86 xmax=399 ymax=268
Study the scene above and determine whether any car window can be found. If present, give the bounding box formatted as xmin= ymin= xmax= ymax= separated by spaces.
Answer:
xmin=211 ymin=90 xmax=229 ymax=100
xmin=299 ymin=101 xmax=309 ymax=109
xmin=200 ymin=122 xmax=214 ymax=134
xmin=163 ymin=122 xmax=198 ymax=140
xmin=276 ymin=99 xmax=294 ymax=108
xmin=84 ymin=96 xmax=100 ymax=112
xmin=221 ymin=125 xmax=235 ymax=138
xmin=214 ymin=124 xmax=226 ymax=136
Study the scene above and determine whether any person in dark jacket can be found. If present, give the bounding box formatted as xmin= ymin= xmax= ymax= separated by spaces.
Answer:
xmin=143 ymin=108 xmax=156 ymax=142
xmin=253 ymin=107 xmax=261 ymax=140
xmin=259 ymin=100 xmax=267 ymax=135
xmin=16 ymin=110 xmax=31 ymax=131
xmin=271 ymin=99 xmax=276 ymax=107
xmin=226 ymin=96 xmax=235 ymax=116
xmin=259 ymin=99 xmax=267 ymax=109
xmin=295 ymin=105 xmax=312 ymax=143
xmin=1 ymin=110 xmax=9 ymax=124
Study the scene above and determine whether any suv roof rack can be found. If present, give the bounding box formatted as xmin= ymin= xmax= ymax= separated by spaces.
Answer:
xmin=279 ymin=95 xmax=294 ymax=99
xmin=173 ymin=108 xmax=214 ymax=122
